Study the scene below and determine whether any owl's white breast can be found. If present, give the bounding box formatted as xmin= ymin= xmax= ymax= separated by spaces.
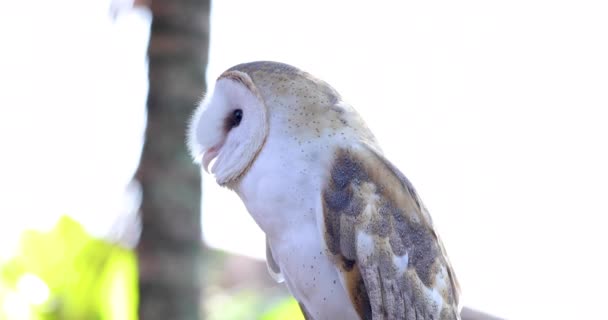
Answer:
xmin=235 ymin=127 xmax=360 ymax=320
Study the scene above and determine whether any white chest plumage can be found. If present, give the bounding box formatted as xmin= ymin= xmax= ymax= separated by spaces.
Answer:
xmin=236 ymin=133 xmax=360 ymax=320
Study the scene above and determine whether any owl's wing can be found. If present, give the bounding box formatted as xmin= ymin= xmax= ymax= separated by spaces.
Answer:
xmin=321 ymin=143 xmax=461 ymax=320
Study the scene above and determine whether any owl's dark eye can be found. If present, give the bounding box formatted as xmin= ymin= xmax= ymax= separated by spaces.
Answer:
xmin=231 ymin=109 xmax=243 ymax=128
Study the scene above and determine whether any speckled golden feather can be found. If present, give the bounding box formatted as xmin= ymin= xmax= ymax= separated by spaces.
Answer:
xmin=322 ymin=144 xmax=461 ymax=320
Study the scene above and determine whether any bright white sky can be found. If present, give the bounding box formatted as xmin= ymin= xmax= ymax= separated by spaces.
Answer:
xmin=1 ymin=1 xmax=607 ymax=319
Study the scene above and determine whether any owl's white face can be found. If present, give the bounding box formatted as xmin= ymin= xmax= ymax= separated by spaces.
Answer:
xmin=187 ymin=71 xmax=268 ymax=186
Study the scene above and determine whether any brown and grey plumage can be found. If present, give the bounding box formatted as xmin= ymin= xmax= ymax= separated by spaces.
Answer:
xmin=187 ymin=61 xmax=461 ymax=319
xmin=323 ymin=146 xmax=460 ymax=320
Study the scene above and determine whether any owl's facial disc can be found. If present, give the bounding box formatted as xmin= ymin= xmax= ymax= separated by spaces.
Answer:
xmin=201 ymin=108 xmax=243 ymax=173
xmin=188 ymin=72 xmax=268 ymax=186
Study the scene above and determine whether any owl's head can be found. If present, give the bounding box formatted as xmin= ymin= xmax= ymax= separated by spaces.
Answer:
xmin=187 ymin=68 xmax=269 ymax=186
xmin=188 ymin=61 xmax=369 ymax=186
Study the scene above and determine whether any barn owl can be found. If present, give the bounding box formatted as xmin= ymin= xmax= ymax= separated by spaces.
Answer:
xmin=187 ymin=61 xmax=461 ymax=320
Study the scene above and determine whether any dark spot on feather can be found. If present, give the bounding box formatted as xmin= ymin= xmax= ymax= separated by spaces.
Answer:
xmin=339 ymin=216 xmax=358 ymax=260
xmin=342 ymin=257 xmax=355 ymax=271
xmin=330 ymin=150 xmax=368 ymax=187
xmin=323 ymin=186 xmax=352 ymax=212
xmin=323 ymin=200 xmax=341 ymax=255
xmin=342 ymin=265 xmax=372 ymax=320
xmin=356 ymin=271 xmax=373 ymax=320
xmin=391 ymin=207 xmax=437 ymax=287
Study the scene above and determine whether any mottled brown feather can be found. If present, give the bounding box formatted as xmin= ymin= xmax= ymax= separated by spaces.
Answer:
xmin=322 ymin=144 xmax=461 ymax=320
xmin=345 ymin=264 xmax=373 ymax=320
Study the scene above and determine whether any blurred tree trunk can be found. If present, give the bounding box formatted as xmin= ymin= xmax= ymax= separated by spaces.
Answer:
xmin=135 ymin=1 xmax=210 ymax=319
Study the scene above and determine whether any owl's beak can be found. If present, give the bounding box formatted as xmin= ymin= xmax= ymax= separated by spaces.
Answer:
xmin=202 ymin=144 xmax=221 ymax=174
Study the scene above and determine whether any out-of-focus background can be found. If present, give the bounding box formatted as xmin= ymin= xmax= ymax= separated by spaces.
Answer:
xmin=0 ymin=0 xmax=607 ymax=319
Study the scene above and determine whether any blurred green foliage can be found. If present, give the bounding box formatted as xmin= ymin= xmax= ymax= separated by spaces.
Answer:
xmin=205 ymin=289 xmax=303 ymax=320
xmin=0 ymin=216 xmax=137 ymax=320
xmin=260 ymin=297 xmax=304 ymax=320
xmin=0 ymin=215 xmax=304 ymax=320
